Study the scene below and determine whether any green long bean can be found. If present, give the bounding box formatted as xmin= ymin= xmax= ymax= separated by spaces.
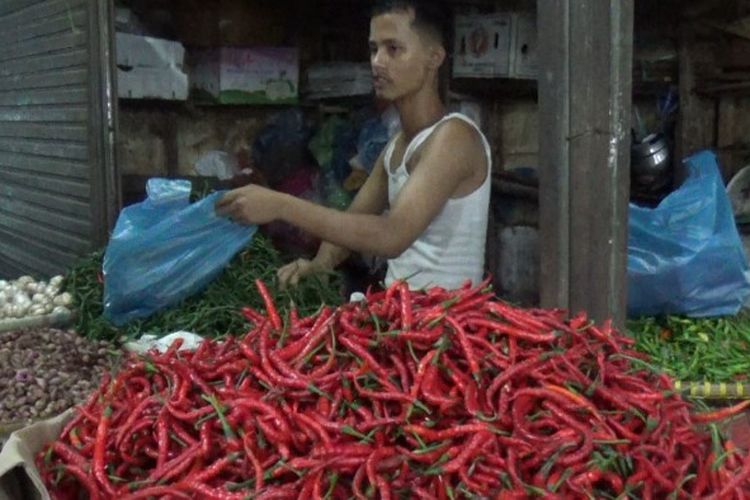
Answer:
xmin=63 ymin=233 xmax=343 ymax=341
xmin=627 ymin=313 xmax=750 ymax=383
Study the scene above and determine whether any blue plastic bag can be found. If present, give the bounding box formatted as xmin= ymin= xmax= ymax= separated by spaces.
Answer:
xmin=627 ymin=150 xmax=750 ymax=317
xmin=103 ymin=179 xmax=256 ymax=325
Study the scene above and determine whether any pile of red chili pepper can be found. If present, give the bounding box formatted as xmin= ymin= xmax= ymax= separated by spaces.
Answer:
xmin=37 ymin=279 xmax=750 ymax=499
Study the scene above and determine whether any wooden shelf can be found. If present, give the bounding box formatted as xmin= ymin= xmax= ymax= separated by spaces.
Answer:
xmin=450 ymin=77 xmax=537 ymax=100
xmin=633 ymin=80 xmax=677 ymax=97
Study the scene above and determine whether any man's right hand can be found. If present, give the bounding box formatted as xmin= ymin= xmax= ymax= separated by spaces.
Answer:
xmin=277 ymin=258 xmax=328 ymax=289
xmin=274 ymin=148 xmax=387 ymax=290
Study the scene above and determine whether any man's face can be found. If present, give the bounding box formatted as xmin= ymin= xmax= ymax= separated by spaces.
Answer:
xmin=369 ymin=9 xmax=437 ymax=101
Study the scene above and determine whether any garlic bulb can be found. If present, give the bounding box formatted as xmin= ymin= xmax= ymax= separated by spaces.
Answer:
xmin=0 ymin=276 xmax=74 ymax=320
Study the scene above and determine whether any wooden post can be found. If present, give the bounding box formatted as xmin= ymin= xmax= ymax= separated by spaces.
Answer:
xmin=538 ymin=0 xmax=634 ymax=327
xmin=676 ymin=23 xmax=716 ymax=179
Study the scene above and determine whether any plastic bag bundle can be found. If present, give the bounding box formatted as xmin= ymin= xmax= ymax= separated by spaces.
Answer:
xmin=103 ymin=179 xmax=256 ymax=325
xmin=628 ymin=150 xmax=750 ymax=317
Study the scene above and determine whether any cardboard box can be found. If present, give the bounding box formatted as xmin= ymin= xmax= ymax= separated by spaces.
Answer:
xmin=116 ymin=32 xmax=185 ymax=69
xmin=453 ymin=13 xmax=537 ymax=80
xmin=118 ymin=66 xmax=189 ymax=100
xmin=191 ymin=48 xmax=299 ymax=105
xmin=305 ymin=62 xmax=372 ymax=99
xmin=511 ymin=14 xmax=537 ymax=79
xmin=453 ymin=13 xmax=513 ymax=78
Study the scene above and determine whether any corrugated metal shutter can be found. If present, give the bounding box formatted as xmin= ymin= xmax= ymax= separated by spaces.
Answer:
xmin=0 ymin=0 xmax=118 ymax=279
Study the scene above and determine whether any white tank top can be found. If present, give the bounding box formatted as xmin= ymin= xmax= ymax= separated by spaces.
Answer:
xmin=384 ymin=112 xmax=492 ymax=290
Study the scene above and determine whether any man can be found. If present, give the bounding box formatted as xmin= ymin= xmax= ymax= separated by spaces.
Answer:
xmin=216 ymin=0 xmax=491 ymax=291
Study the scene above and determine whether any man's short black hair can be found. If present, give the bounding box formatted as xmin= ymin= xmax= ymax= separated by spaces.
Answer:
xmin=371 ymin=0 xmax=449 ymax=47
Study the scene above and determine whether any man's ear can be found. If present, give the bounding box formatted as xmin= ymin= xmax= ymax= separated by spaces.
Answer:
xmin=428 ymin=44 xmax=446 ymax=70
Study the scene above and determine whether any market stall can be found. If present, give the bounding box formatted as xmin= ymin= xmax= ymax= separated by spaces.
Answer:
xmin=4 ymin=0 xmax=750 ymax=497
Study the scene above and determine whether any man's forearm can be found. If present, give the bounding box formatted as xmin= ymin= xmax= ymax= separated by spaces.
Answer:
xmin=313 ymin=241 xmax=350 ymax=269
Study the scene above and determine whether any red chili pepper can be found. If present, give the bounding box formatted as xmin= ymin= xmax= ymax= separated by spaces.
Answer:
xmin=449 ymin=281 xmax=493 ymax=315
xmin=352 ymin=464 xmax=368 ymax=500
xmin=484 ymin=301 xmax=556 ymax=333
xmin=255 ymin=279 xmax=282 ymax=330
xmin=398 ymin=281 xmax=413 ymax=331
xmin=692 ymin=462 xmax=709 ymax=496
xmin=421 ymin=363 xmax=460 ymax=409
xmin=199 ymin=421 xmax=212 ymax=457
xmin=389 ymin=329 xmax=444 ymax=344
xmin=713 ymin=449 xmax=750 ymax=498
xmin=469 ymin=317 xmax=558 ymax=343
xmin=156 ymin=413 xmax=169 ymax=469
xmin=121 ymin=486 xmax=192 ymax=500
xmin=396 ymin=444 xmax=450 ymax=464
xmin=68 ymin=428 xmax=83 ymax=449
xmin=375 ymin=473 xmax=393 ymax=500
xmin=241 ymin=432 xmax=264 ymax=494
xmin=602 ymin=471 xmax=624 ymax=494
xmin=295 ymin=411 xmax=333 ymax=449
xmin=410 ymin=349 xmax=438 ymax=398
xmin=462 ymin=379 xmax=483 ymax=415
xmin=93 ymin=405 xmax=117 ymax=496
xmin=59 ymin=464 xmax=102 ymax=500
xmin=155 ymin=446 xmax=202 ymax=485
xmin=281 ymin=309 xmax=335 ymax=363
xmin=467 ymin=334 xmax=510 ymax=368
xmin=179 ymin=480 xmax=247 ymax=500
xmin=389 ymin=353 xmax=411 ymax=392
xmin=460 ymin=469 xmax=494 ymax=494
xmin=540 ymin=402 xmax=593 ymax=466
xmin=485 ymin=354 xmax=550 ymax=406
xmin=640 ymin=455 xmax=677 ymax=491
xmin=439 ymin=431 xmax=490 ymax=473
xmin=365 ymin=447 xmax=396 ymax=489
xmin=51 ymin=441 xmax=88 ymax=469
xmin=350 ymin=375 xmax=412 ymax=403
xmin=60 ymin=374 xmax=110 ymax=442
xmin=339 ymin=336 xmax=400 ymax=391
xmin=692 ymin=400 xmax=750 ymax=424
xmin=258 ymin=324 xmax=310 ymax=390
xmin=167 ymin=416 xmax=198 ymax=447
xmin=238 ymin=338 xmax=261 ymax=364
xmin=542 ymin=384 xmax=604 ymax=421
xmin=444 ymin=316 xmax=480 ymax=380
xmin=166 ymin=403 xmax=214 ymax=422
xmin=191 ymin=453 xmax=239 ymax=483
xmin=126 ymin=376 xmax=152 ymax=398
xmin=241 ymin=305 xmax=265 ymax=324
xmin=158 ymin=338 xmax=184 ymax=362
xmin=725 ymin=439 xmax=741 ymax=470
xmin=148 ymin=442 xmax=201 ymax=482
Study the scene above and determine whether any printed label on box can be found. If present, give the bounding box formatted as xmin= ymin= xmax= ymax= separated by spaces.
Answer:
xmin=453 ymin=14 xmax=512 ymax=78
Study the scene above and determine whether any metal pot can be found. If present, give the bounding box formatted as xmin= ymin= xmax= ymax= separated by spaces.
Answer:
xmin=631 ymin=133 xmax=670 ymax=191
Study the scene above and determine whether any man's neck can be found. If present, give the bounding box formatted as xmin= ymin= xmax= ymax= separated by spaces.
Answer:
xmin=394 ymin=86 xmax=446 ymax=140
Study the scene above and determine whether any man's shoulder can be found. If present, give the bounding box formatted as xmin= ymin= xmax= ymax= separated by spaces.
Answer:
xmin=435 ymin=113 xmax=483 ymax=139
xmin=426 ymin=114 xmax=486 ymax=157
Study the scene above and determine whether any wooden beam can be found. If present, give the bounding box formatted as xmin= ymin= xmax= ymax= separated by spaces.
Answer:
xmin=538 ymin=0 xmax=571 ymax=311
xmin=675 ymin=23 xmax=717 ymax=179
xmin=88 ymin=0 xmax=120 ymax=247
xmin=538 ymin=0 xmax=633 ymax=326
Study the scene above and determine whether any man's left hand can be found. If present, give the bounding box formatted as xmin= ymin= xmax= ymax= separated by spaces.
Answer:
xmin=215 ymin=184 xmax=286 ymax=225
